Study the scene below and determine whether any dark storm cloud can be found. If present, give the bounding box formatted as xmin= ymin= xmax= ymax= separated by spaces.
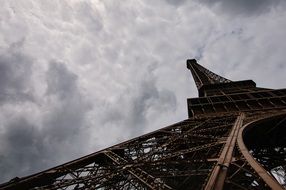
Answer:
xmin=0 ymin=42 xmax=34 ymax=103
xmin=0 ymin=118 xmax=45 ymax=181
xmin=0 ymin=61 xmax=91 ymax=182
xmin=200 ymin=0 xmax=284 ymax=16
xmin=44 ymin=61 xmax=91 ymax=143
xmin=0 ymin=42 xmax=42 ymax=181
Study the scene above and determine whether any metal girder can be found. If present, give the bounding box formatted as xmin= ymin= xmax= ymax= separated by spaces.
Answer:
xmin=103 ymin=150 xmax=173 ymax=190
xmin=1 ymin=109 xmax=285 ymax=190
xmin=237 ymin=115 xmax=285 ymax=190
xmin=0 ymin=115 xmax=238 ymax=190
xmin=205 ymin=113 xmax=245 ymax=190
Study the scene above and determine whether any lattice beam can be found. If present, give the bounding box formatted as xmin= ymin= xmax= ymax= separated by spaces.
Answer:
xmin=187 ymin=59 xmax=231 ymax=89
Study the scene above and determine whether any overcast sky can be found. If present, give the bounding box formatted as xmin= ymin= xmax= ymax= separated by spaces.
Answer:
xmin=0 ymin=0 xmax=286 ymax=182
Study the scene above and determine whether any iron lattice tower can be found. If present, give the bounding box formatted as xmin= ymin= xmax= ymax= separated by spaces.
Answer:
xmin=1 ymin=59 xmax=286 ymax=190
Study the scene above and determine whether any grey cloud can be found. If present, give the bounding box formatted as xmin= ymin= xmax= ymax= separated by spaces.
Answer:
xmin=44 ymin=61 xmax=91 ymax=150
xmin=0 ymin=118 xmax=45 ymax=182
xmin=75 ymin=1 xmax=103 ymax=33
xmin=128 ymin=79 xmax=161 ymax=134
xmin=0 ymin=61 xmax=91 ymax=182
xmin=0 ymin=42 xmax=34 ymax=103
xmin=130 ymin=79 xmax=176 ymax=126
xmin=165 ymin=0 xmax=186 ymax=6
xmin=199 ymin=0 xmax=285 ymax=16
xmin=46 ymin=61 xmax=78 ymax=99
xmin=100 ymin=69 xmax=177 ymax=138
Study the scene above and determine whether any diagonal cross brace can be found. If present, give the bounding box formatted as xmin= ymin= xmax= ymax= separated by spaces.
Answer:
xmin=104 ymin=151 xmax=173 ymax=190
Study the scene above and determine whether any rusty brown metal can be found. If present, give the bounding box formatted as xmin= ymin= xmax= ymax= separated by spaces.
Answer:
xmin=204 ymin=113 xmax=244 ymax=190
xmin=104 ymin=150 xmax=173 ymax=190
xmin=237 ymin=115 xmax=285 ymax=190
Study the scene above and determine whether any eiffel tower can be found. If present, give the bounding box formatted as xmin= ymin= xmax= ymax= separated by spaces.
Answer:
xmin=1 ymin=59 xmax=285 ymax=190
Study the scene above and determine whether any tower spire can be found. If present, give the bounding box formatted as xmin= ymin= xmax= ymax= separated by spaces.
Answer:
xmin=186 ymin=59 xmax=231 ymax=89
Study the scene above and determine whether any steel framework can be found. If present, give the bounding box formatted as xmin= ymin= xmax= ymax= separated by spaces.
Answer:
xmin=1 ymin=59 xmax=285 ymax=190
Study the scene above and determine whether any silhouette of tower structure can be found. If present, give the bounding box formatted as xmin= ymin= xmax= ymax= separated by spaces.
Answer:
xmin=1 ymin=59 xmax=286 ymax=190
